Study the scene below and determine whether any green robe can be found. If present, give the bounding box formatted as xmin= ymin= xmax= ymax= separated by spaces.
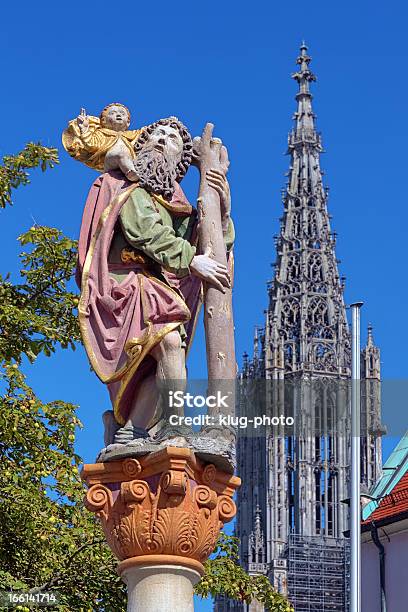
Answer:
xmin=108 ymin=187 xmax=234 ymax=277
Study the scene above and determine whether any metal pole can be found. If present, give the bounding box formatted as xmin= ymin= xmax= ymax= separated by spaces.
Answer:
xmin=350 ymin=302 xmax=363 ymax=612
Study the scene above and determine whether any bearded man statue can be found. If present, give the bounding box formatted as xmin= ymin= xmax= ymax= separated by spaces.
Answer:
xmin=76 ymin=117 xmax=234 ymax=456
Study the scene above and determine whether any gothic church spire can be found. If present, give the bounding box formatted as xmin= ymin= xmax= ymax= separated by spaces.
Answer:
xmin=266 ymin=42 xmax=350 ymax=376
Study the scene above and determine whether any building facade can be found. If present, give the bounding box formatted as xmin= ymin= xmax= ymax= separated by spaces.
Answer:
xmin=361 ymin=434 xmax=408 ymax=612
xmin=215 ymin=44 xmax=383 ymax=612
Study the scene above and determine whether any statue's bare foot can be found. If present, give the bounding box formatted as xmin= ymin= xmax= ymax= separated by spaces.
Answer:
xmin=96 ymin=425 xmax=158 ymax=463
xmin=113 ymin=424 xmax=150 ymax=445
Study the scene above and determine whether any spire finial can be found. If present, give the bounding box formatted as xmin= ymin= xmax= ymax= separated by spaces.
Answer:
xmin=253 ymin=326 xmax=259 ymax=359
xmin=255 ymin=505 xmax=262 ymax=533
xmin=367 ymin=323 xmax=374 ymax=346
xmin=292 ymin=42 xmax=316 ymax=95
xmin=291 ymin=42 xmax=317 ymax=137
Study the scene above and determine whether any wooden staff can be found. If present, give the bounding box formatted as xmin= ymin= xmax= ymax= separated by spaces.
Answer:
xmin=193 ymin=123 xmax=236 ymax=418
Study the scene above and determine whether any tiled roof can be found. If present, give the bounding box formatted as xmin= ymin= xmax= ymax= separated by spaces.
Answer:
xmin=362 ymin=432 xmax=408 ymax=522
xmin=362 ymin=471 xmax=408 ymax=524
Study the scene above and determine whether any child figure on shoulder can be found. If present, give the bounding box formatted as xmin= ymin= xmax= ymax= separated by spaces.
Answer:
xmin=62 ymin=103 xmax=142 ymax=180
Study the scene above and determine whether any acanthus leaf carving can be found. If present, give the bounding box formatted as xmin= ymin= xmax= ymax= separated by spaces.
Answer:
xmin=83 ymin=459 xmax=238 ymax=566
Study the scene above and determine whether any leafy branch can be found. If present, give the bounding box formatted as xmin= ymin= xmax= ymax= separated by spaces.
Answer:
xmin=0 ymin=142 xmax=59 ymax=208
xmin=0 ymin=225 xmax=80 ymax=363
xmin=27 ymin=538 xmax=106 ymax=594
xmin=196 ymin=534 xmax=294 ymax=611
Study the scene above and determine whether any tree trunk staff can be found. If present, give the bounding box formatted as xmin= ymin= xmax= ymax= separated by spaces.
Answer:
xmin=193 ymin=123 xmax=236 ymax=419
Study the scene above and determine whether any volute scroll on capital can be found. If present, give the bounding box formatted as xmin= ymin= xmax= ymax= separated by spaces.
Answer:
xmin=81 ymin=448 xmax=240 ymax=567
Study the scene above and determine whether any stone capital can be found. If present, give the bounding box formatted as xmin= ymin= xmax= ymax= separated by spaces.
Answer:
xmin=81 ymin=447 xmax=240 ymax=575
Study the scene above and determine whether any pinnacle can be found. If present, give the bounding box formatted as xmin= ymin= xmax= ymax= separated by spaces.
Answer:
xmin=255 ymin=505 xmax=262 ymax=530
xmin=297 ymin=41 xmax=311 ymax=64
xmin=293 ymin=42 xmax=316 ymax=92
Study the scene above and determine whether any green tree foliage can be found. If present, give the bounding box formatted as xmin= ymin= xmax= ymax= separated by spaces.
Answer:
xmin=196 ymin=534 xmax=293 ymax=611
xmin=0 ymin=144 xmax=293 ymax=611
xmin=0 ymin=146 xmax=127 ymax=610
xmin=0 ymin=142 xmax=58 ymax=208
xmin=0 ymin=226 xmax=79 ymax=363
xmin=0 ymin=143 xmax=58 ymax=209
xmin=0 ymin=366 xmax=126 ymax=610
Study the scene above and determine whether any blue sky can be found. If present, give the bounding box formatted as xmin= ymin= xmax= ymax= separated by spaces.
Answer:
xmin=1 ymin=1 xmax=407 ymax=610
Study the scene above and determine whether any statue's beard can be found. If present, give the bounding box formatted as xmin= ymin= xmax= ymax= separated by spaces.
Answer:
xmin=134 ymin=144 xmax=179 ymax=200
